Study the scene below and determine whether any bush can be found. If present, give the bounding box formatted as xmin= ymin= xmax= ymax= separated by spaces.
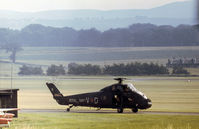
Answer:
xmin=172 ymin=66 xmax=190 ymax=75
xmin=68 ymin=62 xmax=169 ymax=76
xmin=103 ymin=62 xmax=169 ymax=75
xmin=46 ymin=64 xmax=65 ymax=76
xmin=68 ymin=63 xmax=102 ymax=75
xmin=18 ymin=65 xmax=43 ymax=75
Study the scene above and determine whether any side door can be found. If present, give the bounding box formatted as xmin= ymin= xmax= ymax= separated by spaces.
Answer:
xmin=99 ymin=91 xmax=114 ymax=108
xmin=111 ymin=85 xmax=124 ymax=107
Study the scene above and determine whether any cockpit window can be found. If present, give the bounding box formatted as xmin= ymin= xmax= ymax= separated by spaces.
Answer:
xmin=112 ymin=85 xmax=124 ymax=91
xmin=100 ymin=83 xmax=139 ymax=93
xmin=127 ymin=83 xmax=148 ymax=99
xmin=127 ymin=83 xmax=137 ymax=91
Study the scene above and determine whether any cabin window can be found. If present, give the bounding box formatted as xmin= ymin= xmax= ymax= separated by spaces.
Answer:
xmin=117 ymin=85 xmax=123 ymax=91
xmin=112 ymin=86 xmax=116 ymax=91
xmin=103 ymin=96 xmax=107 ymax=100
xmin=123 ymin=85 xmax=130 ymax=92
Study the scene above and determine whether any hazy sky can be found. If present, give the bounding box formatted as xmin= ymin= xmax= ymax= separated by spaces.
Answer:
xmin=0 ymin=0 xmax=189 ymax=12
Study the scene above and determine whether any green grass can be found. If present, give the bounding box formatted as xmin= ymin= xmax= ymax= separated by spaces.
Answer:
xmin=1 ymin=46 xmax=199 ymax=129
xmin=10 ymin=113 xmax=199 ymax=129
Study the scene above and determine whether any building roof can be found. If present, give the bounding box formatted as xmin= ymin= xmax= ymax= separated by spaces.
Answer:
xmin=0 ymin=89 xmax=19 ymax=96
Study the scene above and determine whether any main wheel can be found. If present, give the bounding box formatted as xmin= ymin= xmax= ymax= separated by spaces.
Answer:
xmin=117 ymin=108 xmax=123 ymax=113
xmin=132 ymin=108 xmax=138 ymax=113
xmin=66 ymin=108 xmax=70 ymax=112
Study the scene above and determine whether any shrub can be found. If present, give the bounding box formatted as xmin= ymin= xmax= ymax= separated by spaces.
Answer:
xmin=46 ymin=64 xmax=65 ymax=76
xmin=18 ymin=65 xmax=43 ymax=75
xmin=172 ymin=66 xmax=190 ymax=75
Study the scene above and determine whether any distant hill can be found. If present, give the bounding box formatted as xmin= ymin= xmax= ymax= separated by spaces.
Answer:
xmin=0 ymin=0 xmax=196 ymax=31
xmin=0 ymin=23 xmax=198 ymax=47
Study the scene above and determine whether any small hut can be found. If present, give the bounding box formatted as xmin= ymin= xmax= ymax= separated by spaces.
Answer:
xmin=0 ymin=89 xmax=19 ymax=117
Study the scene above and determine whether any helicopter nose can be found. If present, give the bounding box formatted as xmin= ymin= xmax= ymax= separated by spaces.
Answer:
xmin=147 ymin=99 xmax=152 ymax=108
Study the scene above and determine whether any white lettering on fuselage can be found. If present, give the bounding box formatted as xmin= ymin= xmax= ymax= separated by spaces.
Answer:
xmin=69 ymin=97 xmax=99 ymax=104
xmin=69 ymin=98 xmax=87 ymax=103
xmin=79 ymin=99 xmax=86 ymax=103
xmin=86 ymin=97 xmax=90 ymax=103
xmin=94 ymin=97 xmax=99 ymax=104
xmin=69 ymin=99 xmax=77 ymax=103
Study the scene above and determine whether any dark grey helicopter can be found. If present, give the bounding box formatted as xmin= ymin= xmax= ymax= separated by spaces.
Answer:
xmin=46 ymin=78 xmax=152 ymax=113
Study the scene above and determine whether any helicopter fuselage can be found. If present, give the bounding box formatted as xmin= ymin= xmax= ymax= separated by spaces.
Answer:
xmin=46 ymin=81 xmax=152 ymax=113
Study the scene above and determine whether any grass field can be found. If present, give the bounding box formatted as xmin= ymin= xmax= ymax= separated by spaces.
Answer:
xmin=15 ymin=46 xmax=199 ymax=63
xmin=10 ymin=113 xmax=199 ymax=129
xmin=1 ymin=46 xmax=199 ymax=65
xmin=1 ymin=46 xmax=199 ymax=76
xmin=0 ymin=76 xmax=199 ymax=112
xmin=5 ymin=76 xmax=199 ymax=129
xmin=0 ymin=46 xmax=199 ymax=129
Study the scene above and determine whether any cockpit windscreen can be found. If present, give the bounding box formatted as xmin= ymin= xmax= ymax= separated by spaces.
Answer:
xmin=127 ymin=83 xmax=137 ymax=91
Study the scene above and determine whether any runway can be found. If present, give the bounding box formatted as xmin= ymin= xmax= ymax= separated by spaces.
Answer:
xmin=19 ymin=109 xmax=199 ymax=115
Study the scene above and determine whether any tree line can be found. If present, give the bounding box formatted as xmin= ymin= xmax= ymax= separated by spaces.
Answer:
xmin=68 ymin=62 xmax=169 ymax=75
xmin=18 ymin=64 xmax=65 ymax=76
xmin=18 ymin=65 xmax=44 ymax=75
xmin=0 ymin=23 xmax=198 ymax=47
xmin=18 ymin=62 xmax=189 ymax=76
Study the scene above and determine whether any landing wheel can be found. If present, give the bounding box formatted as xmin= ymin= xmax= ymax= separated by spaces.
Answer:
xmin=117 ymin=108 xmax=123 ymax=113
xmin=66 ymin=108 xmax=70 ymax=112
xmin=132 ymin=108 xmax=138 ymax=113
xmin=66 ymin=105 xmax=73 ymax=112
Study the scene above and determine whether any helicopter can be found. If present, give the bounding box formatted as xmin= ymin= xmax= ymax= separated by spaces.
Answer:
xmin=46 ymin=78 xmax=152 ymax=113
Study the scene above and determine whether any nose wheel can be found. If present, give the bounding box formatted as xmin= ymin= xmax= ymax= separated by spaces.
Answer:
xmin=132 ymin=108 xmax=138 ymax=113
xmin=117 ymin=108 xmax=123 ymax=113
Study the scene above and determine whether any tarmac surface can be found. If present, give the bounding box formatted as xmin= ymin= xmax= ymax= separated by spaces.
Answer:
xmin=20 ymin=109 xmax=199 ymax=115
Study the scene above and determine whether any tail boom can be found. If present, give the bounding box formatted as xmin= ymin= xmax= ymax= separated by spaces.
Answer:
xmin=46 ymin=83 xmax=66 ymax=105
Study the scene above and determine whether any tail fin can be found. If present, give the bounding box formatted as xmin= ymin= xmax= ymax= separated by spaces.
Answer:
xmin=46 ymin=83 xmax=63 ymax=98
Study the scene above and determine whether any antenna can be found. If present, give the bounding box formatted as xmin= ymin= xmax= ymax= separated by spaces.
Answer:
xmin=10 ymin=62 xmax=13 ymax=98
xmin=11 ymin=63 xmax=13 ymax=89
